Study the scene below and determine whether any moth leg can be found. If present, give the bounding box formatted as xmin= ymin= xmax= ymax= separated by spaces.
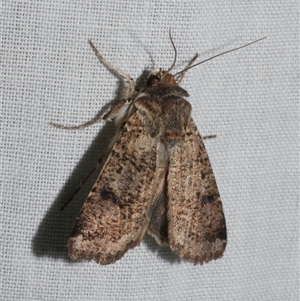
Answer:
xmin=89 ymin=40 xmax=135 ymax=100
xmin=203 ymin=135 xmax=216 ymax=140
xmin=51 ymin=40 xmax=136 ymax=130
xmin=50 ymin=114 xmax=103 ymax=130
xmin=178 ymin=53 xmax=199 ymax=84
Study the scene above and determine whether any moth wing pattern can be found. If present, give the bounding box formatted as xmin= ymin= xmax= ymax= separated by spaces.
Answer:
xmin=167 ymin=119 xmax=227 ymax=264
xmin=53 ymin=36 xmax=269 ymax=265
xmin=68 ymin=111 xmax=166 ymax=265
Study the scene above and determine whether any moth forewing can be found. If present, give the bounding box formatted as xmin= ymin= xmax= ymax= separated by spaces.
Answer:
xmin=167 ymin=120 xmax=226 ymax=264
xmin=68 ymin=111 xmax=165 ymax=264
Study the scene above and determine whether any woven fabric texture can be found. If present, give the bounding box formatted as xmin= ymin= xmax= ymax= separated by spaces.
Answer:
xmin=2 ymin=1 xmax=298 ymax=300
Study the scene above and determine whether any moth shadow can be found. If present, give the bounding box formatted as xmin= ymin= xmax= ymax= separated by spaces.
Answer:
xmin=143 ymin=234 xmax=181 ymax=264
xmin=32 ymin=118 xmax=117 ymax=262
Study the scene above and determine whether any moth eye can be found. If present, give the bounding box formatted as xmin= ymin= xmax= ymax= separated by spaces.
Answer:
xmin=147 ymin=75 xmax=160 ymax=87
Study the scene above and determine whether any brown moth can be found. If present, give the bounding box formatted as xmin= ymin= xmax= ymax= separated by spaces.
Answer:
xmin=52 ymin=35 xmax=265 ymax=265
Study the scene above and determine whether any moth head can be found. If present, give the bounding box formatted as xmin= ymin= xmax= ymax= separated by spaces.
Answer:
xmin=146 ymin=69 xmax=177 ymax=87
xmin=145 ymin=30 xmax=199 ymax=87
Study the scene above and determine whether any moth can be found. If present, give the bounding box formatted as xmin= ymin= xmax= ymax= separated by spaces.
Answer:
xmin=52 ymin=34 xmax=265 ymax=265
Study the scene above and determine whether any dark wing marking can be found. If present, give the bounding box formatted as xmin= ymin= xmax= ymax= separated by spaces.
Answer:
xmin=68 ymin=112 xmax=165 ymax=264
xmin=167 ymin=119 xmax=227 ymax=264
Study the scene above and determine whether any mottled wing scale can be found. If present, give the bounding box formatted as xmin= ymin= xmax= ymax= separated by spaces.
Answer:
xmin=68 ymin=112 xmax=166 ymax=265
xmin=167 ymin=119 xmax=227 ymax=264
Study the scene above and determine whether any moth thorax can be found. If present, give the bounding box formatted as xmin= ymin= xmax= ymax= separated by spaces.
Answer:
xmin=161 ymin=72 xmax=177 ymax=85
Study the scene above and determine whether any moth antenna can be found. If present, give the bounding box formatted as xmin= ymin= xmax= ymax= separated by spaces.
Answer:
xmin=166 ymin=28 xmax=177 ymax=72
xmin=177 ymin=53 xmax=199 ymax=84
xmin=174 ymin=37 xmax=267 ymax=77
